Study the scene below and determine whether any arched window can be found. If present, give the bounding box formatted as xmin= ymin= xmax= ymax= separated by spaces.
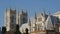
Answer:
xmin=38 ymin=18 xmax=42 ymax=21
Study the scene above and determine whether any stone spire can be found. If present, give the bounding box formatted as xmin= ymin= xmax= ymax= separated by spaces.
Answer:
xmin=43 ymin=9 xmax=46 ymax=21
xmin=14 ymin=8 xmax=16 ymax=10
xmin=6 ymin=8 xmax=7 ymax=12
xmin=28 ymin=17 xmax=31 ymax=32
xmin=28 ymin=18 xmax=31 ymax=26
xmin=18 ymin=11 xmax=19 ymax=24
xmin=34 ymin=11 xmax=37 ymax=31
xmin=43 ymin=9 xmax=46 ymax=16
xmin=34 ymin=11 xmax=37 ymax=20
xmin=26 ymin=10 xmax=27 ymax=13
xmin=14 ymin=8 xmax=16 ymax=12
xmin=22 ymin=9 xmax=24 ymax=14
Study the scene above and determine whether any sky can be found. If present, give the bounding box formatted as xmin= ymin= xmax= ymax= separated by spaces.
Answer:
xmin=0 ymin=0 xmax=60 ymax=27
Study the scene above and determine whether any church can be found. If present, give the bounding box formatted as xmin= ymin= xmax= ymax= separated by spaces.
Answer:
xmin=20 ymin=11 xmax=60 ymax=34
xmin=4 ymin=8 xmax=60 ymax=34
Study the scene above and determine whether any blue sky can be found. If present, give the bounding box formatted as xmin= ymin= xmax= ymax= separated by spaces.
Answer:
xmin=0 ymin=0 xmax=60 ymax=27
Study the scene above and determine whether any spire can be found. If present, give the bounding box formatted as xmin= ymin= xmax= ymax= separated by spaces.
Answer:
xmin=22 ymin=9 xmax=24 ymax=14
xmin=6 ymin=8 xmax=7 ymax=12
xmin=28 ymin=18 xmax=31 ymax=26
xmin=44 ymin=9 xmax=46 ymax=14
xmin=26 ymin=10 xmax=27 ymax=13
xmin=34 ymin=11 xmax=37 ymax=31
xmin=5 ymin=8 xmax=7 ymax=13
xmin=18 ymin=10 xmax=20 ymax=15
xmin=26 ymin=10 xmax=28 ymax=16
xmin=28 ymin=17 xmax=31 ymax=32
xmin=14 ymin=8 xmax=16 ymax=11
xmin=43 ymin=9 xmax=46 ymax=16
xmin=34 ymin=11 xmax=37 ymax=20
xmin=18 ymin=11 xmax=19 ymax=24
xmin=9 ymin=7 xmax=11 ymax=12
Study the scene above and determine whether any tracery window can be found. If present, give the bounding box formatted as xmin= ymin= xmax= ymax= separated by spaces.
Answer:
xmin=38 ymin=18 xmax=42 ymax=21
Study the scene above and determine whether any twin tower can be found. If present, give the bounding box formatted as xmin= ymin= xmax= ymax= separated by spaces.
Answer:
xmin=4 ymin=8 xmax=28 ymax=32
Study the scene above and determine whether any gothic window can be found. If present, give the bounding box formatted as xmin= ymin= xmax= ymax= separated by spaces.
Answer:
xmin=38 ymin=18 xmax=42 ymax=21
xmin=38 ymin=25 xmax=43 ymax=30
xmin=10 ymin=16 xmax=14 ymax=23
xmin=23 ymin=17 xmax=26 ymax=23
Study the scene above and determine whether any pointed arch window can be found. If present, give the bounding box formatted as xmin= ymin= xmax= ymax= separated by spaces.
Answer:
xmin=38 ymin=18 xmax=42 ymax=21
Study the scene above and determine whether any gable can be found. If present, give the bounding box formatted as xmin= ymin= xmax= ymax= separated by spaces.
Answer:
xmin=45 ymin=16 xmax=54 ymax=30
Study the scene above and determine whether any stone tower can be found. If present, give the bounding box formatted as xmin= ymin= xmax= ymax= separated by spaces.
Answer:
xmin=4 ymin=8 xmax=16 ymax=32
xmin=32 ymin=11 xmax=37 ymax=31
xmin=17 ymin=10 xmax=28 ymax=27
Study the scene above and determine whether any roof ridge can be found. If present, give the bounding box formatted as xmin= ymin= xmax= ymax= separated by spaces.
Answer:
xmin=53 ymin=11 xmax=60 ymax=15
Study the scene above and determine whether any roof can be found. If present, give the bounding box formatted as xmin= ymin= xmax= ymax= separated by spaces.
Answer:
xmin=50 ymin=16 xmax=58 ymax=24
xmin=45 ymin=15 xmax=59 ymax=30
xmin=53 ymin=11 xmax=60 ymax=15
xmin=45 ymin=15 xmax=54 ymax=30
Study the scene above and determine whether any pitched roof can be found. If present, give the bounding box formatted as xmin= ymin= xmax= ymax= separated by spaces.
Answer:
xmin=45 ymin=15 xmax=54 ymax=30
xmin=53 ymin=11 xmax=60 ymax=15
